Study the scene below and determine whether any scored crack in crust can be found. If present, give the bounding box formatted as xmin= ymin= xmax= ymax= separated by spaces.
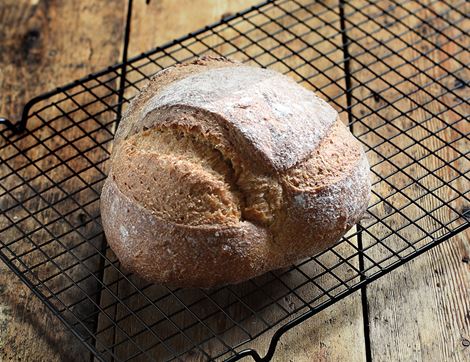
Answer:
xmin=284 ymin=120 xmax=363 ymax=189
xmin=112 ymin=115 xmax=284 ymax=227
xmin=112 ymin=127 xmax=243 ymax=227
xmin=101 ymin=56 xmax=371 ymax=287
xmin=112 ymin=123 xmax=282 ymax=225
xmin=111 ymin=116 xmax=361 ymax=228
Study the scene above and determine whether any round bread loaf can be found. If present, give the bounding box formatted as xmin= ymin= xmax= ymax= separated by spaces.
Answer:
xmin=101 ymin=56 xmax=371 ymax=288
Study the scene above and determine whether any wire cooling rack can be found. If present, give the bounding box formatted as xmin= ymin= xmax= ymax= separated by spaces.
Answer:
xmin=0 ymin=0 xmax=468 ymax=361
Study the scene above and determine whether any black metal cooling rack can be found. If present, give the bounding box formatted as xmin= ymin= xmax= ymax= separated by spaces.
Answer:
xmin=0 ymin=0 xmax=468 ymax=361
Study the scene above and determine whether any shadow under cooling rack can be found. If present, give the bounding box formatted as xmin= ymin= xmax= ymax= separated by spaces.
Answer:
xmin=0 ymin=0 xmax=468 ymax=361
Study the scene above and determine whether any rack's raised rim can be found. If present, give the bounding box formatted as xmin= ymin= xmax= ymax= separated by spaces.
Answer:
xmin=0 ymin=0 xmax=468 ymax=360
xmin=0 ymin=0 xmax=276 ymax=134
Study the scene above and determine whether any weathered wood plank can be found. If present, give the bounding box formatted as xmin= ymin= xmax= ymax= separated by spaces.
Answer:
xmin=0 ymin=1 xmax=127 ymax=361
xmin=95 ymin=1 xmax=367 ymax=361
xmin=346 ymin=0 xmax=470 ymax=360
xmin=127 ymin=0 xmax=259 ymax=55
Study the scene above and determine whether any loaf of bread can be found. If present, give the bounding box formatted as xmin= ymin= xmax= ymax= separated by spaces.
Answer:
xmin=101 ymin=56 xmax=370 ymax=288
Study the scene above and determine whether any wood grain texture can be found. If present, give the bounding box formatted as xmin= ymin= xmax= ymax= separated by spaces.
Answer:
xmin=1 ymin=0 xmax=467 ymax=361
xmin=347 ymin=0 xmax=470 ymax=361
xmin=0 ymin=1 xmax=127 ymax=361
xmin=127 ymin=0 xmax=261 ymax=56
xmin=94 ymin=1 xmax=367 ymax=361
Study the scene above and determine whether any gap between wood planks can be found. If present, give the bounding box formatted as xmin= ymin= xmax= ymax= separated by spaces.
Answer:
xmin=339 ymin=1 xmax=373 ymax=360
xmin=91 ymin=0 xmax=363 ymax=360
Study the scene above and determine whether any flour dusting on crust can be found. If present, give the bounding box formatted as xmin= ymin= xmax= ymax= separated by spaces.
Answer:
xmin=100 ymin=57 xmax=372 ymax=287
xmin=141 ymin=65 xmax=337 ymax=171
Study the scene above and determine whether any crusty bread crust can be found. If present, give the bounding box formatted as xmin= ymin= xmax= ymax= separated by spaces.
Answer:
xmin=101 ymin=56 xmax=371 ymax=288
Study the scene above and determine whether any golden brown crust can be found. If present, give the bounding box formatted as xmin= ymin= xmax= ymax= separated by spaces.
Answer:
xmin=101 ymin=177 xmax=273 ymax=287
xmin=112 ymin=127 xmax=242 ymax=226
xmin=101 ymin=56 xmax=371 ymax=288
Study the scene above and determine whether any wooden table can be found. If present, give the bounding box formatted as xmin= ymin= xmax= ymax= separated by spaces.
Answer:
xmin=0 ymin=1 xmax=468 ymax=361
